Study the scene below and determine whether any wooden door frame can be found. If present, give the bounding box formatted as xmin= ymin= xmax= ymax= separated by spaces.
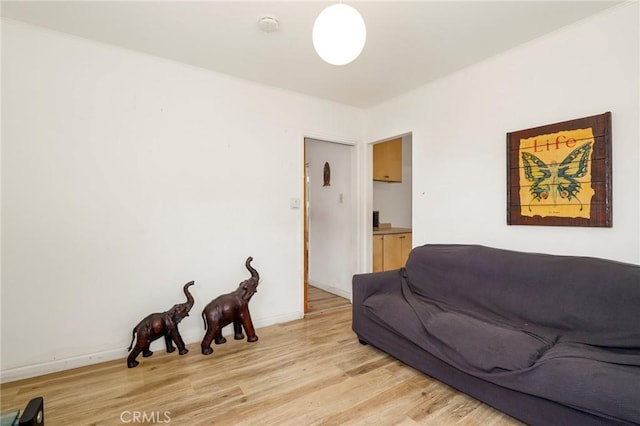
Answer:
xmin=304 ymin=143 xmax=309 ymax=313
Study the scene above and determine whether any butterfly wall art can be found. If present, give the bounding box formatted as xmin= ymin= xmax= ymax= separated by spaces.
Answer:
xmin=507 ymin=112 xmax=612 ymax=227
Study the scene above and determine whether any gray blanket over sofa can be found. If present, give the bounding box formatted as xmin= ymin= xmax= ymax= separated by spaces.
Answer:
xmin=361 ymin=244 xmax=640 ymax=423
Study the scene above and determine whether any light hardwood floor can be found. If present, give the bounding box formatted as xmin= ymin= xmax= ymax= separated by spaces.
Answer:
xmin=307 ymin=285 xmax=351 ymax=315
xmin=1 ymin=293 xmax=520 ymax=425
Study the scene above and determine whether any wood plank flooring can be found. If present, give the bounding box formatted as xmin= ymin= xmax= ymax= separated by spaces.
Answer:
xmin=307 ymin=285 xmax=350 ymax=315
xmin=1 ymin=292 xmax=520 ymax=425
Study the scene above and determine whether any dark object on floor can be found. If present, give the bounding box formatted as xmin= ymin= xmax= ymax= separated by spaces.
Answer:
xmin=201 ymin=257 xmax=260 ymax=355
xmin=353 ymin=244 xmax=640 ymax=425
xmin=127 ymin=281 xmax=195 ymax=368
xmin=19 ymin=397 xmax=44 ymax=426
xmin=1 ymin=397 xmax=44 ymax=426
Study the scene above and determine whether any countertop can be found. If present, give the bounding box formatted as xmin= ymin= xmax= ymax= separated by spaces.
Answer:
xmin=373 ymin=227 xmax=412 ymax=235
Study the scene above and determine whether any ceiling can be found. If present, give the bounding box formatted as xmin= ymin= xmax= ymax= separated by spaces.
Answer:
xmin=1 ymin=1 xmax=621 ymax=108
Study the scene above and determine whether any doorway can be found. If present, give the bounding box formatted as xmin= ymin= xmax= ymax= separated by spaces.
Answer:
xmin=371 ymin=133 xmax=413 ymax=272
xmin=304 ymin=138 xmax=355 ymax=313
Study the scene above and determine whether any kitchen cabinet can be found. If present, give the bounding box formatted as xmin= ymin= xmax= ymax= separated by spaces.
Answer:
xmin=373 ymin=138 xmax=402 ymax=182
xmin=372 ymin=230 xmax=412 ymax=272
xmin=373 ymin=235 xmax=384 ymax=272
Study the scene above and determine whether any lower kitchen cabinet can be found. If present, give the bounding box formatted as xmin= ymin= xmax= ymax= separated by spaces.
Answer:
xmin=372 ymin=232 xmax=412 ymax=272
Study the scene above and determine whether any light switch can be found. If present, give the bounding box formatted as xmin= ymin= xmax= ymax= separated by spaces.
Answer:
xmin=290 ymin=198 xmax=301 ymax=209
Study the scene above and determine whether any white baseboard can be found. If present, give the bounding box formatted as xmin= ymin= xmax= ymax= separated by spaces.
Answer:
xmin=0 ymin=311 xmax=303 ymax=384
xmin=0 ymin=348 xmax=126 ymax=384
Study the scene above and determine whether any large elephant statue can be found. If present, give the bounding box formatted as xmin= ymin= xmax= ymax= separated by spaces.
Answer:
xmin=201 ymin=257 xmax=260 ymax=355
xmin=127 ymin=281 xmax=195 ymax=368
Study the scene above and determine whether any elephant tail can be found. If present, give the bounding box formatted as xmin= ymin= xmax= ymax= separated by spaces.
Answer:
xmin=127 ymin=329 xmax=136 ymax=352
xmin=245 ymin=256 xmax=259 ymax=283
xmin=202 ymin=311 xmax=208 ymax=330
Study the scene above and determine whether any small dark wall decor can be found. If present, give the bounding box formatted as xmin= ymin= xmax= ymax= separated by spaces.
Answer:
xmin=507 ymin=112 xmax=612 ymax=227
xmin=323 ymin=162 xmax=331 ymax=186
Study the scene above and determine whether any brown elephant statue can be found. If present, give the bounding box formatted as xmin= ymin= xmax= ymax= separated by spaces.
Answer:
xmin=127 ymin=281 xmax=195 ymax=368
xmin=201 ymin=257 xmax=260 ymax=355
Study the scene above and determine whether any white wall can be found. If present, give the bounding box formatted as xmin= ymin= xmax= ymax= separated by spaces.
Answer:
xmin=364 ymin=3 xmax=640 ymax=265
xmin=372 ymin=134 xmax=412 ymax=228
xmin=306 ymin=139 xmax=355 ymax=299
xmin=1 ymin=19 xmax=363 ymax=381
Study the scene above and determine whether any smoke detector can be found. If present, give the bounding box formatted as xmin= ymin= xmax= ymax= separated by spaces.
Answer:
xmin=258 ymin=15 xmax=280 ymax=33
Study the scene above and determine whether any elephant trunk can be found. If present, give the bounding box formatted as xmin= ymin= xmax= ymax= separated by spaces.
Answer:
xmin=183 ymin=281 xmax=195 ymax=310
xmin=245 ymin=257 xmax=259 ymax=283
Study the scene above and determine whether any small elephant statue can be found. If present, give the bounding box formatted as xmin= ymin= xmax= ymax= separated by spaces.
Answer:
xmin=127 ymin=281 xmax=195 ymax=368
xmin=201 ymin=257 xmax=260 ymax=355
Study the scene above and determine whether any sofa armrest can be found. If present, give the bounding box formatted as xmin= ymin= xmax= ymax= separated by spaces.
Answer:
xmin=352 ymin=269 xmax=403 ymax=341
xmin=352 ymin=269 xmax=402 ymax=308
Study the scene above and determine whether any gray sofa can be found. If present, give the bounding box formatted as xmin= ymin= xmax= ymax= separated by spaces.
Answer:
xmin=352 ymin=244 xmax=640 ymax=425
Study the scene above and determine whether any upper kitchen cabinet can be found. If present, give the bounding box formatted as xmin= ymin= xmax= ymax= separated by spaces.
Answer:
xmin=373 ymin=138 xmax=402 ymax=182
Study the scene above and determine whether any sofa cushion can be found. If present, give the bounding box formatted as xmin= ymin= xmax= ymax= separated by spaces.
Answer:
xmin=427 ymin=312 xmax=551 ymax=373
xmin=519 ymin=343 xmax=640 ymax=423
xmin=362 ymin=292 xmax=427 ymax=344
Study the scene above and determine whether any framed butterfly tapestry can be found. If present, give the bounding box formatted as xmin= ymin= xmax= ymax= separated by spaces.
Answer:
xmin=507 ymin=112 xmax=612 ymax=227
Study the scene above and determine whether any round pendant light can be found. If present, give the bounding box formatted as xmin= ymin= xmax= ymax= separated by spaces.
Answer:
xmin=312 ymin=3 xmax=366 ymax=66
